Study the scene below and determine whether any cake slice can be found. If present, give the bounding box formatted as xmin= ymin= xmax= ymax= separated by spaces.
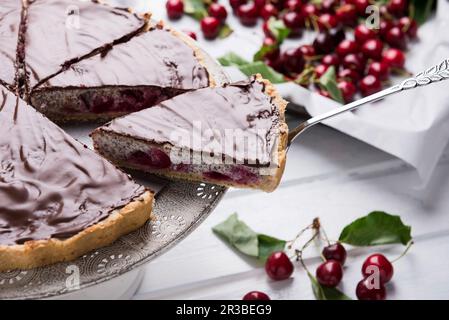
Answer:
xmin=0 ymin=0 xmax=22 ymax=90
xmin=92 ymin=75 xmax=288 ymax=192
xmin=0 ymin=85 xmax=154 ymax=271
xmin=30 ymin=23 xmax=212 ymax=122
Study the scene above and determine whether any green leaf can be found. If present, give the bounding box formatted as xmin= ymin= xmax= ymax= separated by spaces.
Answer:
xmin=319 ymin=66 xmax=344 ymax=104
xmin=184 ymin=0 xmax=207 ymax=21
xmin=410 ymin=0 xmax=435 ymax=25
xmin=213 ymin=213 xmax=259 ymax=257
xmin=253 ymin=44 xmax=278 ymax=62
xmin=339 ymin=211 xmax=412 ymax=246
xmin=308 ymin=273 xmax=352 ymax=300
xmin=238 ymin=61 xmax=285 ymax=84
xmin=258 ymin=234 xmax=286 ymax=261
xmin=267 ymin=18 xmax=291 ymax=44
xmin=219 ymin=24 xmax=234 ymax=39
xmin=218 ymin=52 xmax=250 ymax=67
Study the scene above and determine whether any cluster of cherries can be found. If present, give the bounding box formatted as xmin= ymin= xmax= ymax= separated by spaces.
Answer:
xmin=166 ymin=0 xmax=417 ymax=102
xmin=243 ymin=243 xmax=395 ymax=300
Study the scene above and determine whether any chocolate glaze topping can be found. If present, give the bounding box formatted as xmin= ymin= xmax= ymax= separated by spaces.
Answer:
xmin=25 ymin=0 xmax=147 ymax=88
xmin=0 ymin=0 xmax=22 ymax=87
xmin=99 ymin=77 xmax=280 ymax=166
xmin=35 ymin=26 xmax=210 ymax=90
xmin=0 ymin=86 xmax=146 ymax=246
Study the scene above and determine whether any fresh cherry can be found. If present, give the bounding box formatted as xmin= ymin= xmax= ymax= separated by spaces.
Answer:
xmin=281 ymin=47 xmax=305 ymax=75
xmin=329 ymin=28 xmax=346 ymax=45
xmin=385 ymin=26 xmax=407 ymax=50
xmin=387 ymin=0 xmax=408 ymax=17
xmin=354 ymin=0 xmax=370 ymax=15
xmin=283 ymin=11 xmax=304 ymax=36
xmin=379 ymin=20 xmax=394 ymax=39
xmin=338 ymin=68 xmax=360 ymax=83
xmin=230 ymin=0 xmax=247 ymax=12
xmin=322 ymin=53 xmax=340 ymax=67
xmin=208 ymin=3 xmax=228 ymax=23
xmin=321 ymin=0 xmax=338 ymax=13
xmin=301 ymin=3 xmax=319 ymax=20
xmin=165 ymin=0 xmax=184 ymax=20
xmin=362 ymin=253 xmax=394 ymax=284
xmin=237 ymin=2 xmax=259 ymax=26
xmin=243 ymin=291 xmax=271 ymax=300
xmin=354 ymin=24 xmax=377 ymax=44
xmin=335 ymin=4 xmax=357 ymax=26
xmin=367 ymin=61 xmax=390 ymax=80
xmin=316 ymin=260 xmax=343 ymax=288
xmin=382 ymin=48 xmax=405 ymax=68
xmin=336 ymin=39 xmax=359 ymax=57
xmin=322 ymin=243 xmax=347 ymax=265
xmin=265 ymin=251 xmax=294 ymax=281
xmin=299 ymin=44 xmax=316 ymax=58
xmin=359 ymin=75 xmax=382 ymax=96
xmin=343 ymin=53 xmax=365 ymax=73
xmin=317 ymin=13 xmax=339 ymax=31
xmin=315 ymin=64 xmax=329 ymax=78
xmin=361 ymin=39 xmax=384 ymax=60
xmin=201 ymin=17 xmax=221 ymax=39
xmin=183 ymin=30 xmax=197 ymax=40
xmin=398 ymin=16 xmax=418 ymax=39
xmin=286 ymin=0 xmax=303 ymax=12
xmin=260 ymin=3 xmax=278 ymax=20
xmin=313 ymin=32 xmax=335 ymax=54
xmin=262 ymin=37 xmax=280 ymax=61
xmin=356 ymin=278 xmax=387 ymax=300
xmin=262 ymin=21 xmax=273 ymax=38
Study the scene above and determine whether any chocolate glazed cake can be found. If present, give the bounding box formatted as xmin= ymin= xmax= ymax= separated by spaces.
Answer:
xmin=0 ymin=86 xmax=154 ymax=271
xmin=92 ymin=75 xmax=289 ymax=192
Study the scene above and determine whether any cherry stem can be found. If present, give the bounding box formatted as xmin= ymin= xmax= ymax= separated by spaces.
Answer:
xmin=391 ymin=240 xmax=414 ymax=263
xmin=287 ymin=222 xmax=314 ymax=249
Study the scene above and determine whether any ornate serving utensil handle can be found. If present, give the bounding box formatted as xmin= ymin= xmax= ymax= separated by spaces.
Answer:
xmin=288 ymin=58 xmax=449 ymax=144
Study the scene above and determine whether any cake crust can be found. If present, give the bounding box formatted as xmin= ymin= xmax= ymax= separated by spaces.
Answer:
xmin=0 ymin=191 xmax=154 ymax=272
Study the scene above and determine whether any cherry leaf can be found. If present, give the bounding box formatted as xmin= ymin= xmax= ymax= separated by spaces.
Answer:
xmin=308 ymin=273 xmax=352 ymax=300
xmin=319 ymin=66 xmax=344 ymax=104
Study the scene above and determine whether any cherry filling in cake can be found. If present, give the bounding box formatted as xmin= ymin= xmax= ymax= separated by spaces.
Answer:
xmin=125 ymin=147 xmax=260 ymax=185
xmin=31 ymin=86 xmax=187 ymax=119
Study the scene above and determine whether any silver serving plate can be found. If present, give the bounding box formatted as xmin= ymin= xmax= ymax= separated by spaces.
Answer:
xmin=0 ymin=35 xmax=229 ymax=300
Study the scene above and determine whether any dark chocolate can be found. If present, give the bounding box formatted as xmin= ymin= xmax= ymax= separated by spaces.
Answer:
xmin=34 ymin=27 xmax=210 ymax=91
xmin=99 ymin=78 xmax=280 ymax=166
xmin=0 ymin=85 xmax=146 ymax=245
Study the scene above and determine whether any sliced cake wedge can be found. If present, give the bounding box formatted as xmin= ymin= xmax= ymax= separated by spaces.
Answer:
xmin=92 ymin=75 xmax=288 ymax=192
xmin=0 ymin=85 xmax=154 ymax=271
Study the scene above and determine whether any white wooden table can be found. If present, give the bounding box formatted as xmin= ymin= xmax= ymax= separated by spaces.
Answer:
xmin=113 ymin=1 xmax=449 ymax=300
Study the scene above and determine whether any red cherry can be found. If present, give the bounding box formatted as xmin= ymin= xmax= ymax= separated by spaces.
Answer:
xmin=387 ymin=0 xmax=408 ymax=17
xmin=237 ymin=2 xmax=259 ymax=26
xmin=322 ymin=53 xmax=340 ymax=67
xmin=316 ymin=260 xmax=343 ymax=288
xmin=354 ymin=0 xmax=370 ymax=15
xmin=265 ymin=251 xmax=294 ymax=281
xmin=301 ymin=3 xmax=319 ymax=19
xmin=281 ymin=47 xmax=305 ymax=75
xmin=367 ymin=61 xmax=390 ymax=80
xmin=379 ymin=20 xmax=394 ymax=39
xmin=336 ymin=40 xmax=359 ymax=57
xmin=382 ymin=48 xmax=406 ymax=68
xmin=356 ymin=278 xmax=387 ymax=300
xmin=321 ymin=0 xmax=338 ymax=13
xmin=260 ymin=3 xmax=278 ymax=20
xmin=254 ymin=0 xmax=266 ymax=9
xmin=282 ymin=11 xmax=304 ymax=36
xmin=313 ymin=32 xmax=335 ymax=54
xmin=322 ymin=243 xmax=347 ymax=265
xmin=299 ymin=44 xmax=315 ymax=58
xmin=362 ymin=253 xmax=394 ymax=284
xmin=262 ymin=37 xmax=280 ymax=61
xmin=285 ymin=0 xmax=303 ymax=12
xmin=183 ymin=30 xmax=197 ymax=40
xmin=385 ymin=26 xmax=407 ymax=50
xmin=338 ymin=68 xmax=360 ymax=83
xmin=230 ymin=0 xmax=247 ymax=11
xmin=315 ymin=64 xmax=329 ymax=78
xmin=317 ymin=13 xmax=339 ymax=31
xmin=208 ymin=3 xmax=228 ymax=23
xmin=243 ymin=291 xmax=271 ymax=300
xmin=335 ymin=4 xmax=357 ymax=26
xmin=165 ymin=0 xmax=184 ymax=20
xmin=361 ymin=39 xmax=384 ymax=60
xmin=354 ymin=24 xmax=377 ymax=44
xmin=343 ymin=53 xmax=365 ymax=73
xmin=338 ymin=80 xmax=356 ymax=103
xmin=398 ymin=16 xmax=418 ymax=39
xmin=200 ymin=17 xmax=221 ymax=39
xmin=359 ymin=75 xmax=382 ymax=96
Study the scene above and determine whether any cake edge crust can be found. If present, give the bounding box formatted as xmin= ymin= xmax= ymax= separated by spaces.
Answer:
xmin=0 ymin=191 xmax=154 ymax=272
